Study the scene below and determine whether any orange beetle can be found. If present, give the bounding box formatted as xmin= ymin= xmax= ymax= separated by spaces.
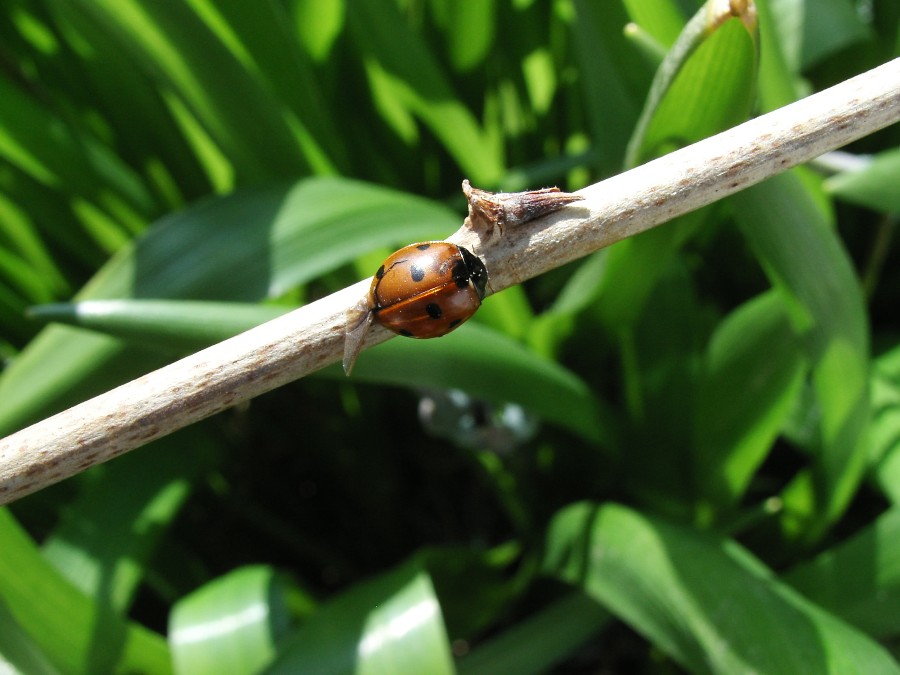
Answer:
xmin=343 ymin=242 xmax=487 ymax=373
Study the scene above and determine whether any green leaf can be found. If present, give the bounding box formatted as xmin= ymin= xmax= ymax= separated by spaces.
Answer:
xmin=189 ymin=0 xmax=349 ymax=173
xmin=626 ymin=1 xmax=758 ymax=166
xmin=0 ymin=597 xmax=63 ymax=675
xmin=69 ymin=0 xmax=316 ymax=181
xmin=784 ymin=507 xmax=900 ymax=638
xmin=768 ymin=0 xmax=870 ymax=72
xmin=0 ymin=76 xmax=153 ymax=239
xmin=694 ymin=291 xmax=805 ymax=512
xmin=443 ymin=0 xmax=497 ymax=72
xmin=0 ymin=509 xmax=171 ymax=674
xmin=733 ymin=172 xmax=870 ymax=541
xmin=268 ymin=560 xmax=454 ymax=675
xmin=458 ymin=591 xmax=609 ymax=675
xmin=40 ymin=427 xmax=218 ymax=613
xmin=338 ymin=323 xmax=610 ymax=446
xmin=347 ymin=0 xmax=504 ymax=184
xmin=825 ymin=148 xmax=900 ymax=213
xmin=622 ymin=0 xmax=688 ymax=47
xmin=545 ymin=502 xmax=900 ymax=674
xmin=170 ymin=566 xmax=296 ymax=675
xmin=29 ymin=300 xmax=290 ymax=355
xmin=870 ymin=347 xmax=900 ymax=504
xmin=571 ymin=0 xmax=645 ymax=172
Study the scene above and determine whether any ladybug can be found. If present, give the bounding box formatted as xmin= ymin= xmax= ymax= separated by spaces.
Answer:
xmin=343 ymin=241 xmax=488 ymax=374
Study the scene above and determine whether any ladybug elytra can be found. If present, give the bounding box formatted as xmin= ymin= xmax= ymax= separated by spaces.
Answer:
xmin=343 ymin=241 xmax=488 ymax=373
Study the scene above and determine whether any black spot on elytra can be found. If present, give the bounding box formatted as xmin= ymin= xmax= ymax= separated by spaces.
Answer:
xmin=449 ymin=318 xmax=461 ymax=328
xmin=399 ymin=329 xmax=413 ymax=337
xmin=410 ymin=264 xmax=426 ymax=282
xmin=426 ymin=303 xmax=442 ymax=319
xmin=375 ymin=265 xmax=385 ymax=279
xmin=416 ymin=243 xmax=431 ymax=250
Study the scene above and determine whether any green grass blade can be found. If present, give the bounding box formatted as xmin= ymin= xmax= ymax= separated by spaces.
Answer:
xmin=732 ymin=172 xmax=870 ymax=541
xmin=825 ymin=147 xmax=900 ymax=213
xmin=545 ymin=502 xmax=900 ymax=674
xmin=784 ymin=506 xmax=900 ymax=638
xmin=0 ymin=77 xmax=153 ymax=234
xmin=71 ymin=0 xmax=311 ymax=181
xmin=870 ymin=346 xmax=900 ymax=504
xmin=694 ymin=291 xmax=805 ymax=512
xmin=188 ymin=0 xmax=349 ymax=174
xmin=0 ymin=597 xmax=63 ymax=675
xmin=0 ymin=509 xmax=172 ymax=674
xmin=347 ymin=0 xmax=504 ymax=184
xmin=458 ymin=591 xmax=609 ymax=675
xmin=40 ymin=428 xmax=218 ymax=613
xmin=571 ymin=0 xmax=645 ymax=173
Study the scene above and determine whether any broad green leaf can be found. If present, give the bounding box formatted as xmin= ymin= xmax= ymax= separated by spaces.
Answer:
xmin=527 ymin=249 xmax=608 ymax=358
xmin=268 ymin=560 xmax=454 ymax=675
xmin=545 ymin=502 xmax=900 ymax=674
xmin=694 ymin=291 xmax=805 ymax=512
xmin=338 ymin=323 xmax=610 ymax=446
xmin=593 ymin=0 xmax=757 ymax=338
xmin=596 ymin=213 xmax=705 ymax=330
xmin=0 ymin=178 xmax=458 ymax=435
xmin=0 ymin=509 xmax=171 ymax=674
xmin=626 ymin=1 xmax=758 ymax=166
xmin=733 ymin=172 xmax=870 ymax=541
xmin=825 ymin=148 xmax=900 ymax=213
xmin=170 ymin=566 xmax=296 ymax=675
xmin=784 ymin=506 xmax=900 ymax=638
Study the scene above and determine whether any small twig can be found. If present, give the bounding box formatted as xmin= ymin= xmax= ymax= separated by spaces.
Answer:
xmin=1 ymin=58 xmax=898 ymax=505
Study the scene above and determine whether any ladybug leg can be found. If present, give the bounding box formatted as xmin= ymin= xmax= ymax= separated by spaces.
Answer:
xmin=462 ymin=179 xmax=583 ymax=237
xmin=343 ymin=295 xmax=374 ymax=375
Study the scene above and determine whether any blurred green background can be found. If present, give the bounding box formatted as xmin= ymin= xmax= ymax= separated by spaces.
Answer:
xmin=1 ymin=0 xmax=900 ymax=673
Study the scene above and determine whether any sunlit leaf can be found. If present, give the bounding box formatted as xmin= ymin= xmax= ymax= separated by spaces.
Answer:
xmin=170 ymin=566 xmax=297 ymax=675
xmin=545 ymin=502 xmax=900 ymax=674
xmin=269 ymin=560 xmax=454 ymax=675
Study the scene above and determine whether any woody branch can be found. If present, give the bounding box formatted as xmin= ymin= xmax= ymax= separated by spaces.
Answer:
xmin=0 ymin=57 xmax=898 ymax=505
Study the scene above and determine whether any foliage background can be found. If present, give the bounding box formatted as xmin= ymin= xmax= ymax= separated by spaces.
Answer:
xmin=1 ymin=0 xmax=900 ymax=673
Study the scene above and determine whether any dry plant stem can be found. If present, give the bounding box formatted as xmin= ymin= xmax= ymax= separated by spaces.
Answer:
xmin=1 ymin=58 xmax=898 ymax=505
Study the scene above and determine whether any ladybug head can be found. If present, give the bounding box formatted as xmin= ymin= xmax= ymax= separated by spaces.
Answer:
xmin=459 ymin=247 xmax=488 ymax=301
